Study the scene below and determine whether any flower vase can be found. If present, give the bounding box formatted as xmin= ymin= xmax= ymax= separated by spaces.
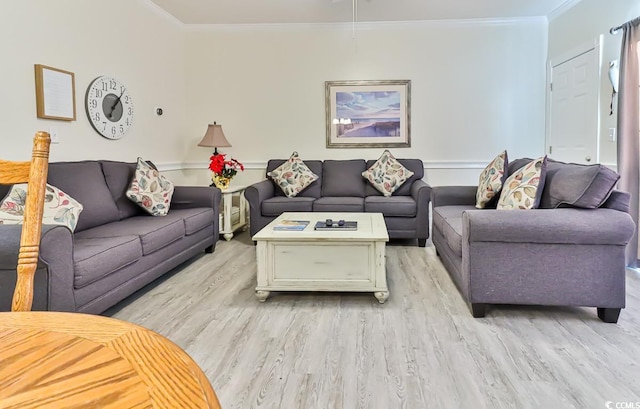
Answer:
xmin=212 ymin=175 xmax=232 ymax=190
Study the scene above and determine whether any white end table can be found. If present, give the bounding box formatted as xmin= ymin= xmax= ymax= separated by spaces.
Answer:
xmin=219 ymin=185 xmax=248 ymax=241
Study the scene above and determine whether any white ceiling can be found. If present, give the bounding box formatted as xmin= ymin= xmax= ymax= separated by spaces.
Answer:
xmin=148 ymin=0 xmax=577 ymax=25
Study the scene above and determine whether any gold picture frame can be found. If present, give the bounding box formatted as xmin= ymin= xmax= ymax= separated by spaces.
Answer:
xmin=325 ymin=80 xmax=411 ymax=148
xmin=34 ymin=64 xmax=76 ymax=121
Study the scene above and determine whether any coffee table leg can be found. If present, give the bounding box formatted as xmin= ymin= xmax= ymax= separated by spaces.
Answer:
xmin=374 ymin=291 xmax=389 ymax=304
xmin=256 ymin=290 xmax=270 ymax=302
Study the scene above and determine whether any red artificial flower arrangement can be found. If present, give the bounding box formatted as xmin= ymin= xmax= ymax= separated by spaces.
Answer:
xmin=209 ymin=153 xmax=244 ymax=178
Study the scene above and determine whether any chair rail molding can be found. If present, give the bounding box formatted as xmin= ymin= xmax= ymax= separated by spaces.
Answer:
xmin=155 ymin=160 xmax=488 ymax=172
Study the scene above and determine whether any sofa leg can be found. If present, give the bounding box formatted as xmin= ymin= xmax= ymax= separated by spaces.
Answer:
xmin=418 ymin=239 xmax=426 ymax=247
xmin=205 ymin=245 xmax=214 ymax=254
xmin=597 ymin=308 xmax=621 ymax=323
xmin=470 ymin=303 xmax=487 ymax=318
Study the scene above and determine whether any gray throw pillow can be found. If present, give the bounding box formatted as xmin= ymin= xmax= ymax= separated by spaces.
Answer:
xmin=507 ymin=158 xmax=533 ymax=176
xmin=538 ymin=160 xmax=620 ymax=209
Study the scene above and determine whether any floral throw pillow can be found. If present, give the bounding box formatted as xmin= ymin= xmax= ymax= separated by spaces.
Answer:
xmin=267 ymin=152 xmax=319 ymax=198
xmin=126 ymin=158 xmax=174 ymax=216
xmin=497 ymin=156 xmax=548 ymax=210
xmin=362 ymin=150 xmax=414 ymax=197
xmin=0 ymin=183 xmax=84 ymax=231
xmin=476 ymin=150 xmax=508 ymax=208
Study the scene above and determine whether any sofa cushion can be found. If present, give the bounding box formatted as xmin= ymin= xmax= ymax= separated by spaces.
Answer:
xmin=101 ymin=161 xmax=144 ymax=219
xmin=313 ymin=197 xmax=364 ymax=212
xmin=267 ymin=159 xmax=323 ymax=198
xmin=73 ymin=235 xmax=142 ymax=289
xmin=176 ymin=208 xmax=215 ymax=235
xmin=322 ymin=160 xmax=367 ymax=197
xmin=0 ymin=183 xmax=84 ymax=232
xmin=262 ymin=197 xmax=315 ymax=216
xmin=362 ymin=150 xmax=415 ymax=197
xmin=539 ymin=160 xmax=620 ymax=209
xmin=48 ymin=161 xmax=120 ymax=232
xmin=433 ymin=205 xmax=473 ymax=258
xmin=364 ymin=196 xmax=416 ymax=217
xmin=127 ymin=158 xmax=175 ymax=216
xmin=497 ymin=156 xmax=547 ymax=210
xmin=74 ymin=213 xmax=186 ymax=256
xmin=267 ymin=152 xmax=319 ymax=198
xmin=365 ymin=159 xmax=423 ymax=197
xmin=475 ymin=150 xmax=508 ymax=209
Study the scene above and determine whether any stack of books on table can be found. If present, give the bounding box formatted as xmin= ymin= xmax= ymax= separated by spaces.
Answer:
xmin=273 ymin=220 xmax=310 ymax=231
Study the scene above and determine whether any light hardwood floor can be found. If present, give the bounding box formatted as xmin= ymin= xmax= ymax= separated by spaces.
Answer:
xmin=107 ymin=232 xmax=640 ymax=409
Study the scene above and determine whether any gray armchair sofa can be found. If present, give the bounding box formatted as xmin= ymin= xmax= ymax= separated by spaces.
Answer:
xmin=0 ymin=160 xmax=220 ymax=314
xmin=431 ymin=159 xmax=635 ymax=323
xmin=244 ymin=158 xmax=431 ymax=246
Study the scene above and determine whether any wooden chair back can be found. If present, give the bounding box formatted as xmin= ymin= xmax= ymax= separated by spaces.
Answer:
xmin=0 ymin=131 xmax=50 ymax=311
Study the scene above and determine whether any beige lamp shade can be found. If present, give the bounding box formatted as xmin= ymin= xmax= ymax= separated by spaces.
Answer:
xmin=197 ymin=122 xmax=231 ymax=154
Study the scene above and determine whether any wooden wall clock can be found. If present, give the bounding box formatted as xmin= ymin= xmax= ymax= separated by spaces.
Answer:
xmin=85 ymin=76 xmax=134 ymax=139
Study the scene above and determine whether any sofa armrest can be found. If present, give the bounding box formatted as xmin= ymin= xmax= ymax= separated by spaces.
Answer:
xmin=0 ymin=224 xmax=76 ymax=311
xmin=170 ymin=186 xmax=221 ymax=240
xmin=410 ymin=179 xmax=431 ymax=201
xmin=244 ymin=179 xmax=275 ymax=209
xmin=431 ymin=186 xmax=477 ymax=207
xmin=463 ymin=208 xmax=635 ymax=245
xmin=410 ymin=180 xmax=432 ymax=242
xmin=171 ymin=186 xmax=221 ymax=210
xmin=602 ymin=190 xmax=630 ymax=213
xmin=39 ymin=225 xmax=76 ymax=311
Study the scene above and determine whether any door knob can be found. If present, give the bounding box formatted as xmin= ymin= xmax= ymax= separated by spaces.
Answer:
xmin=585 ymin=156 xmax=592 ymax=162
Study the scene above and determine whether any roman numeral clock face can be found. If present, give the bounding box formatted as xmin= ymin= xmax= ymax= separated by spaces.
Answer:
xmin=85 ymin=76 xmax=134 ymax=139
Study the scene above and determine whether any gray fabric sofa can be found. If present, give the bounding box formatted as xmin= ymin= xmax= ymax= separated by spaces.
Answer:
xmin=244 ymin=158 xmax=431 ymax=246
xmin=0 ymin=160 xmax=220 ymax=314
xmin=431 ymin=159 xmax=635 ymax=323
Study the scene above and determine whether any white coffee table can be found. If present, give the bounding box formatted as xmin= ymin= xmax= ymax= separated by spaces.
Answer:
xmin=252 ymin=212 xmax=389 ymax=303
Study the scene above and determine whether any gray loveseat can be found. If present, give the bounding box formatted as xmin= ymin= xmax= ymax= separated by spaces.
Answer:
xmin=0 ymin=160 xmax=220 ymax=314
xmin=431 ymin=158 xmax=635 ymax=323
xmin=244 ymin=158 xmax=431 ymax=246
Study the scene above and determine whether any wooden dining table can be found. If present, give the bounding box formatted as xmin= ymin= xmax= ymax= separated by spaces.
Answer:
xmin=0 ymin=312 xmax=221 ymax=409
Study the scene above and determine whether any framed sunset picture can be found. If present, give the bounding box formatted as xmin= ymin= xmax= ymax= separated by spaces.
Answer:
xmin=325 ymin=80 xmax=411 ymax=148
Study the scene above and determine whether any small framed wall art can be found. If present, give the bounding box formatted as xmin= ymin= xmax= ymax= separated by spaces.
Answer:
xmin=34 ymin=64 xmax=76 ymax=121
xmin=325 ymin=79 xmax=411 ymax=148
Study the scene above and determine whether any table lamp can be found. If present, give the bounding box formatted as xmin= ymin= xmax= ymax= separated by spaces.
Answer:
xmin=197 ymin=122 xmax=231 ymax=155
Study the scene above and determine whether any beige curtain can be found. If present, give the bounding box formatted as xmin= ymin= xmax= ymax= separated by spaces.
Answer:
xmin=617 ymin=17 xmax=640 ymax=266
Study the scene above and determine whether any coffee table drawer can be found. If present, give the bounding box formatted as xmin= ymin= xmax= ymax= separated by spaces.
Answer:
xmin=273 ymin=243 xmax=373 ymax=281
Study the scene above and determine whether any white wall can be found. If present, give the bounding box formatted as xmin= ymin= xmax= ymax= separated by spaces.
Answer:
xmin=0 ymin=0 xmax=186 ymax=163
xmin=184 ymin=19 xmax=548 ymax=186
xmin=1 ymin=2 xmax=549 ymax=187
xmin=548 ymin=0 xmax=640 ymax=167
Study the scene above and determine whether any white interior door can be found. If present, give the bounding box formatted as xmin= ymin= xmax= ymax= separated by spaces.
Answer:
xmin=547 ymin=40 xmax=601 ymax=164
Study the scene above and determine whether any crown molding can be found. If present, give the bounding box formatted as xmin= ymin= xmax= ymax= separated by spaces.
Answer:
xmin=548 ymin=0 xmax=583 ymax=21
xmin=139 ymin=0 xmax=183 ymax=27
xmin=184 ymin=16 xmax=547 ymax=32
xmin=140 ymin=0 xmax=549 ymax=32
